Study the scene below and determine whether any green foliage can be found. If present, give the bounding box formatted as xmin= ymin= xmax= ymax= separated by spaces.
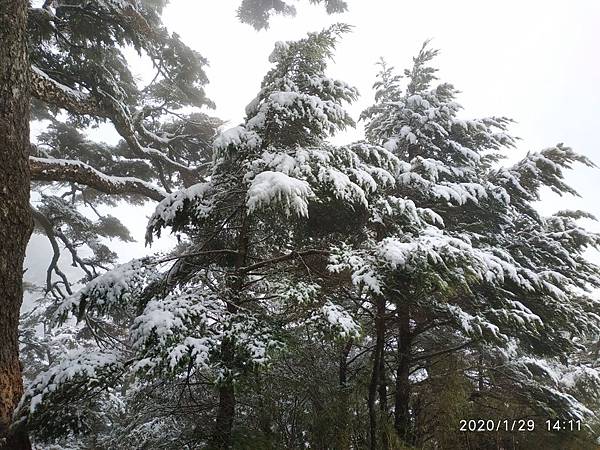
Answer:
xmin=19 ymin=9 xmax=600 ymax=450
xmin=237 ymin=0 xmax=347 ymax=30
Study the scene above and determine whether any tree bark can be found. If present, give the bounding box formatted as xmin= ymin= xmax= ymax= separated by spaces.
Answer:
xmin=394 ymin=302 xmax=411 ymax=446
xmin=0 ymin=0 xmax=33 ymax=448
xmin=336 ymin=339 xmax=353 ymax=449
xmin=378 ymin=299 xmax=389 ymax=450
xmin=368 ymin=297 xmax=386 ymax=450
xmin=255 ymin=373 xmax=273 ymax=446
xmin=210 ymin=339 xmax=236 ymax=450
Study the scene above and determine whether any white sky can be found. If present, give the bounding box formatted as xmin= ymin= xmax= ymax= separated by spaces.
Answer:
xmin=24 ymin=0 xmax=600 ymax=305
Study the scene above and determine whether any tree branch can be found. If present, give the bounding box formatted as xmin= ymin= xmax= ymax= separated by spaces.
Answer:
xmin=30 ymin=66 xmax=202 ymax=178
xmin=31 ymin=65 xmax=101 ymax=116
xmin=411 ymin=341 xmax=472 ymax=363
xmin=30 ymin=156 xmax=167 ymax=202
xmin=240 ymin=249 xmax=330 ymax=274
xmin=30 ymin=205 xmax=73 ymax=296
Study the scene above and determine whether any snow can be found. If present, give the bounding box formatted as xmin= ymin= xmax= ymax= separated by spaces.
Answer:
xmin=132 ymin=292 xmax=211 ymax=349
xmin=561 ymin=365 xmax=600 ymax=389
xmin=321 ymin=301 xmax=360 ymax=338
xmin=317 ymin=167 xmax=368 ymax=206
xmin=32 ymin=66 xmax=90 ymax=101
xmin=444 ymin=304 xmax=504 ymax=340
xmin=383 ymin=137 xmax=399 ymax=152
xmin=245 ymin=88 xmax=352 ymax=136
xmin=21 ymin=25 xmax=600 ymax=441
xmin=167 ymin=337 xmax=212 ymax=370
xmin=328 ymin=246 xmax=383 ymax=294
xmin=246 ymin=171 xmax=314 ymax=217
xmin=147 ymin=182 xmax=212 ymax=235
xmin=131 ymin=289 xmax=220 ymax=374
xmin=30 ymin=156 xmax=167 ymax=198
xmin=246 ymin=144 xmax=399 ymax=208
xmin=55 ymin=258 xmax=158 ymax=320
xmin=224 ymin=319 xmax=280 ymax=366
xmin=25 ymin=349 xmax=122 ymax=414
xmin=213 ymin=125 xmax=261 ymax=152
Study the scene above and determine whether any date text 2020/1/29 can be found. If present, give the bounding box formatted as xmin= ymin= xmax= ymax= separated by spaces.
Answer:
xmin=459 ymin=419 xmax=535 ymax=432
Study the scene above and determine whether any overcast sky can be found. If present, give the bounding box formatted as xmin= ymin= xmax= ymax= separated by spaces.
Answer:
xmin=24 ymin=0 xmax=600 ymax=306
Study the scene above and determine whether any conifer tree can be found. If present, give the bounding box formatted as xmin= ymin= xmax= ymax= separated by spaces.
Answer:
xmin=20 ymin=25 xmax=399 ymax=448
xmin=8 ymin=8 xmax=599 ymax=449
xmin=1 ymin=1 xmax=353 ymax=446
xmin=352 ymin=42 xmax=600 ymax=447
xmin=2 ymin=1 xmax=221 ymax=446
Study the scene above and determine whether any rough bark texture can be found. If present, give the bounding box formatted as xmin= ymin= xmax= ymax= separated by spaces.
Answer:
xmin=0 ymin=0 xmax=33 ymax=448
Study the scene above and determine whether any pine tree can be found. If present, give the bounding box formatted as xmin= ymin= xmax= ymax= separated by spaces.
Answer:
xmin=4 ymin=0 xmax=355 ymax=445
xmin=20 ymin=0 xmax=353 ymax=362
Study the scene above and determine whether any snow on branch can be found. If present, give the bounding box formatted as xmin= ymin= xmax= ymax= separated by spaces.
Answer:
xmin=55 ymin=258 xmax=160 ymax=322
xmin=146 ymin=182 xmax=213 ymax=242
xmin=31 ymin=66 xmax=201 ymax=177
xmin=246 ymin=171 xmax=314 ymax=217
xmin=492 ymin=144 xmax=596 ymax=202
xmin=21 ymin=349 xmax=123 ymax=416
xmin=30 ymin=156 xmax=167 ymax=202
xmin=131 ymin=290 xmax=219 ymax=374
xmin=31 ymin=65 xmax=100 ymax=116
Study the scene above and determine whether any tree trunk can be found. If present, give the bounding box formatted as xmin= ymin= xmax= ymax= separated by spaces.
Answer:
xmin=378 ymin=318 xmax=389 ymax=450
xmin=0 ymin=0 xmax=33 ymax=448
xmin=255 ymin=373 xmax=273 ymax=446
xmin=394 ymin=302 xmax=411 ymax=445
xmin=209 ymin=212 xmax=249 ymax=449
xmin=336 ymin=339 xmax=353 ymax=449
xmin=211 ymin=340 xmax=236 ymax=450
xmin=368 ymin=297 xmax=386 ymax=450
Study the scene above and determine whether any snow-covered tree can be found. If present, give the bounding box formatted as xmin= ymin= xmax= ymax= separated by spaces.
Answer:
xmin=344 ymin=42 xmax=600 ymax=448
xmin=10 ymin=9 xmax=599 ymax=449
xmin=20 ymin=25 xmax=399 ymax=449
xmin=0 ymin=2 xmax=225 ymax=448
xmin=27 ymin=0 xmax=223 ymax=299
xmin=4 ymin=0 xmax=356 ymax=446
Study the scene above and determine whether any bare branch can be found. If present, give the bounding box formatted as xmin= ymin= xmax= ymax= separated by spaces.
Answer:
xmin=156 ymin=249 xmax=240 ymax=264
xmin=54 ymin=229 xmax=95 ymax=280
xmin=30 ymin=205 xmax=73 ymax=296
